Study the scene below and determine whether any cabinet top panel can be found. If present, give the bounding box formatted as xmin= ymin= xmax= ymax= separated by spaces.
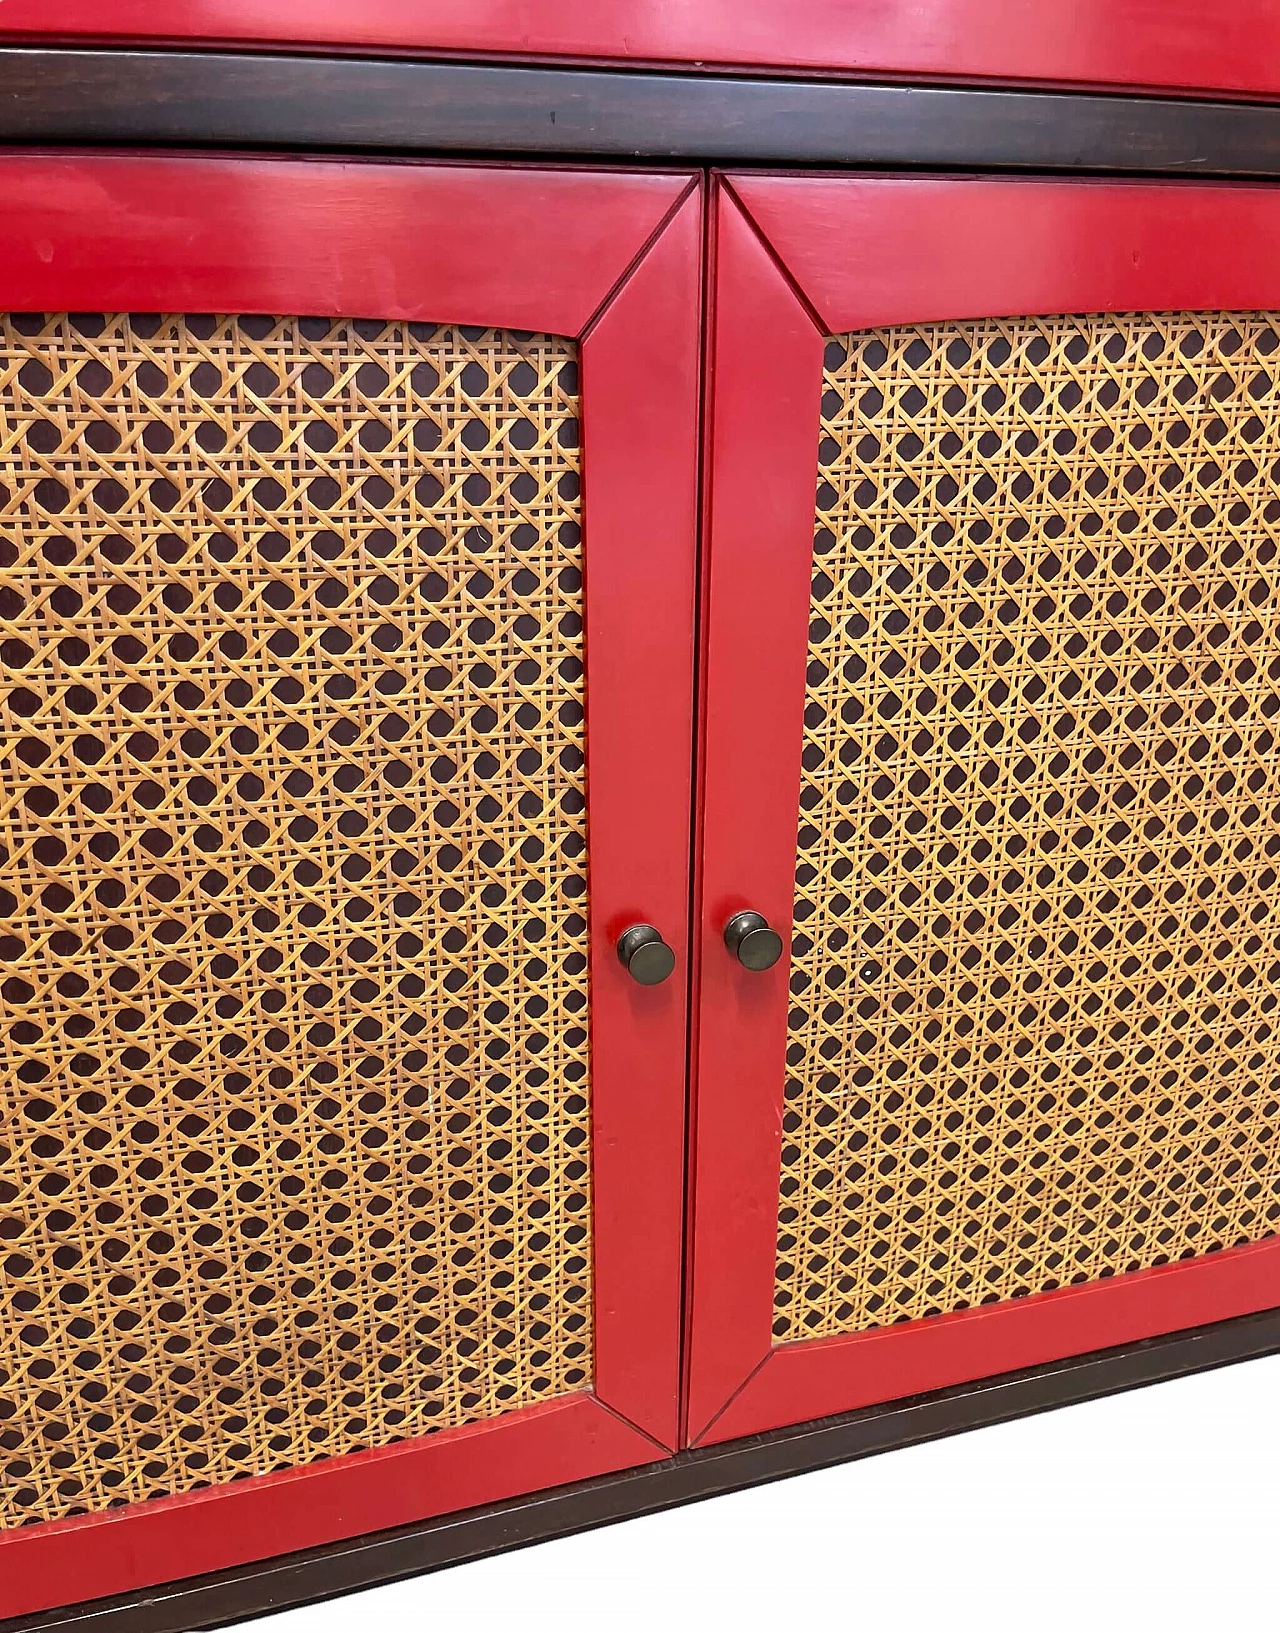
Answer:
xmin=5 ymin=1 xmax=1280 ymax=102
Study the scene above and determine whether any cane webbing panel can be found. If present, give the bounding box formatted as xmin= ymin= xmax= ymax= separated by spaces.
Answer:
xmin=0 ymin=313 xmax=589 ymax=1526
xmin=775 ymin=312 xmax=1280 ymax=1343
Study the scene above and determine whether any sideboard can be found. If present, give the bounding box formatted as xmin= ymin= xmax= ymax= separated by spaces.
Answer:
xmin=3 ymin=9 xmax=1280 ymax=1627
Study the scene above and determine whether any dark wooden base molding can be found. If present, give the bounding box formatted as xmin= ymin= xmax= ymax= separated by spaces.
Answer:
xmin=8 ymin=48 xmax=1280 ymax=174
xmin=6 ymin=1307 xmax=1279 ymax=1633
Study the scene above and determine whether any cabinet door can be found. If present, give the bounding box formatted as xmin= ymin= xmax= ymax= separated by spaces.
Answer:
xmin=0 ymin=156 xmax=699 ymax=1619
xmin=688 ymin=174 xmax=1280 ymax=1445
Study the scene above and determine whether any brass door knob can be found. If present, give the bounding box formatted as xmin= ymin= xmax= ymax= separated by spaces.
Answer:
xmin=616 ymin=923 xmax=676 ymax=986
xmin=723 ymin=910 xmax=784 ymax=971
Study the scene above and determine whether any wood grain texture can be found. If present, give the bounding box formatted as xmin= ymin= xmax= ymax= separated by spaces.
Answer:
xmin=8 ymin=52 xmax=1280 ymax=174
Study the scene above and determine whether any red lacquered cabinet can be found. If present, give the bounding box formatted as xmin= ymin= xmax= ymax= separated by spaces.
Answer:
xmin=3 ymin=11 xmax=1280 ymax=1630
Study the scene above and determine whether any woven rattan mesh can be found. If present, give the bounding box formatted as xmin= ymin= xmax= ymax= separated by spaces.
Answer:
xmin=0 ymin=313 xmax=589 ymax=1525
xmin=775 ymin=312 xmax=1280 ymax=1343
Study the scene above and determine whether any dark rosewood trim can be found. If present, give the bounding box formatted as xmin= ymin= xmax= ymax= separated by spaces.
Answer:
xmin=7 ymin=1307 xmax=1280 ymax=1633
xmin=10 ymin=0 xmax=1280 ymax=101
xmin=13 ymin=51 xmax=1280 ymax=175
xmin=0 ymin=152 xmax=697 ymax=1619
xmin=687 ymin=169 xmax=1280 ymax=1445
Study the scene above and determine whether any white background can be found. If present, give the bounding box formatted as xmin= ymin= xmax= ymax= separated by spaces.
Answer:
xmin=273 ymin=1352 xmax=1280 ymax=1633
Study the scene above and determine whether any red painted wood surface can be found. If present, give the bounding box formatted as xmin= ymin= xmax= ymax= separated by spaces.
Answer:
xmin=581 ymin=182 xmax=701 ymax=1448
xmin=702 ymin=1237 xmax=1280 ymax=1445
xmin=0 ymin=153 xmax=681 ymax=338
xmin=688 ymin=171 xmax=1280 ymax=1447
xmin=9 ymin=1 xmax=1280 ymax=100
xmin=0 ymin=1394 xmax=655 ymax=1621
xmin=730 ymin=174 xmax=1280 ymax=337
xmin=0 ymin=154 xmax=695 ymax=1619
xmin=683 ymin=189 xmax=823 ymax=1442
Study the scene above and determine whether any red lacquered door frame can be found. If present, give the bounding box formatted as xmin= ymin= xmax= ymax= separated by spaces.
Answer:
xmin=11 ymin=2 xmax=1280 ymax=102
xmin=685 ymin=173 xmax=1280 ymax=1449
xmin=0 ymin=153 xmax=701 ymax=1621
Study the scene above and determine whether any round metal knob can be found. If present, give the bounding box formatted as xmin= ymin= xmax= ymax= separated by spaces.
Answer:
xmin=723 ymin=910 xmax=784 ymax=972
xmin=616 ymin=923 xmax=676 ymax=986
